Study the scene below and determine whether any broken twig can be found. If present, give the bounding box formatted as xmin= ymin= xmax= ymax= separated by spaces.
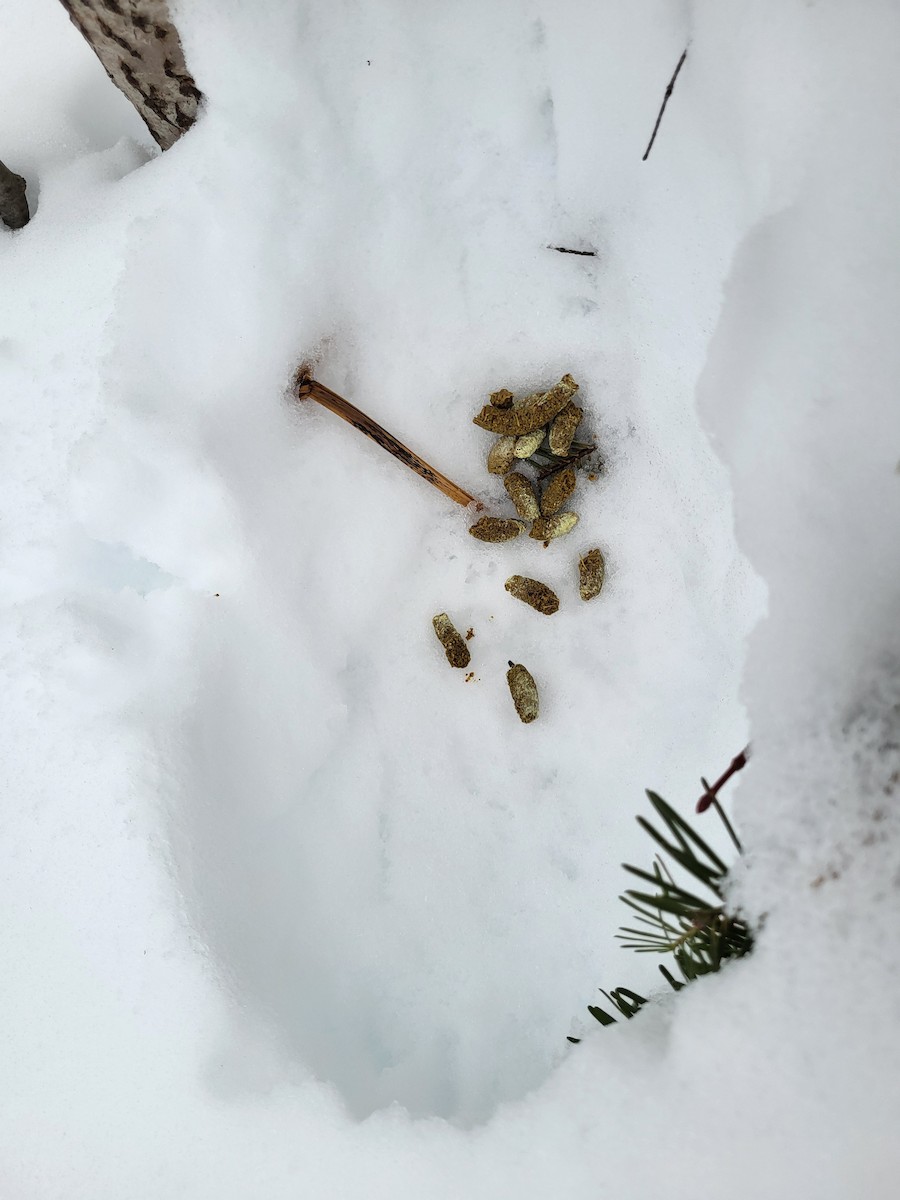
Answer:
xmin=642 ymin=49 xmax=687 ymax=161
xmin=295 ymin=371 xmax=481 ymax=510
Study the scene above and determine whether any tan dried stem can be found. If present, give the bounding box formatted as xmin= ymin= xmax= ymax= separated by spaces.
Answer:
xmin=294 ymin=370 xmax=482 ymax=511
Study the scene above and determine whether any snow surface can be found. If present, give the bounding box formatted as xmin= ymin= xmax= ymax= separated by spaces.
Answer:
xmin=1 ymin=0 xmax=898 ymax=1196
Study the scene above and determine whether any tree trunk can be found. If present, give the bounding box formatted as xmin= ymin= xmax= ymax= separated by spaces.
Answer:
xmin=0 ymin=158 xmax=29 ymax=229
xmin=59 ymin=1 xmax=201 ymax=151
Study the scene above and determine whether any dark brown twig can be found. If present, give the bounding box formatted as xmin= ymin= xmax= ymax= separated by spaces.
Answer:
xmin=548 ymin=245 xmax=597 ymax=257
xmin=294 ymin=370 xmax=482 ymax=510
xmin=642 ymin=49 xmax=688 ymax=161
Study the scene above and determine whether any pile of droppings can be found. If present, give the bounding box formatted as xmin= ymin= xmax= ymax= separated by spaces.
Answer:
xmin=433 ymin=375 xmax=607 ymax=723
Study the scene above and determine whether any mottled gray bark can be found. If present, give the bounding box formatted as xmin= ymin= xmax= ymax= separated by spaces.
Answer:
xmin=59 ymin=1 xmax=201 ymax=151
xmin=0 ymin=158 xmax=29 ymax=229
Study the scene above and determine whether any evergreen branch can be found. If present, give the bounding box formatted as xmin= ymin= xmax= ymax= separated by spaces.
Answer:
xmin=644 ymin=791 xmax=729 ymax=874
xmin=620 ymin=864 xmax=719 ymax=906
xmin=623 ymin=888 xmax=720 ymax=917
xmin=570 ymin=766 xmax=755 ymax=1043
xmin=659 ymin=965 xmax=685 ymax=992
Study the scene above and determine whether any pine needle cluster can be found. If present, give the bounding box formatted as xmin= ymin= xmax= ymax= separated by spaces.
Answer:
xmin=569 ymin=790 xmax=754 ymax=1039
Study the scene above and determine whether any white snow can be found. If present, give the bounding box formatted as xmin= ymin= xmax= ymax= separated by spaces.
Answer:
xmin=1 ymin=0 xmax=898 ymax=1195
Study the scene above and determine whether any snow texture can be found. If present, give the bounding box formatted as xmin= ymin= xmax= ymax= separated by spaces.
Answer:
xmin=0 ymin=0 xmax=898 ymax=1196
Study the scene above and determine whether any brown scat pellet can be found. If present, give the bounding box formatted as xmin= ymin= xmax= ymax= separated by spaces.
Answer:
xmin=514 ymin=428 xmax=546 ymax=459
xmin=487 ymin=436 xmax=517 ymax=475
xmin=489 ymin=388 xmax=514 ymax=408
xmin=472 ymin=374 xmax=579 ymax=435
xmin=506 ymin=661 xmax=539 ymax=723
xmin=530 ymin=511 xmax=579 ymax=541
xmin=514 ymin=390 xmax=545 ymax=409
xmin=469 ymin=516 xmax=526 ymax=542
xmin=503 ymin=472 xmax=541 ymax=520
xmin=540 ymin=468 xmax=577 ymax=516
xmin=535 ymin=374 xmax=579 ymax=409
xmin=432 ymin=613 xmax=471 ymax=668
xmin=579 ymin=548 xmax=606 ymax=601
xmin=548 ymin=403 xmax=583 ymax=456
xmin=504 ymin=575 xmax=560 ymax=615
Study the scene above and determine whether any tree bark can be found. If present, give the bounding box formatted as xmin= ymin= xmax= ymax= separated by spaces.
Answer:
xmin=0 ymin=158 xmax=29 ymax=229
xmin=59 ymin=1 xmax=201 ymax=151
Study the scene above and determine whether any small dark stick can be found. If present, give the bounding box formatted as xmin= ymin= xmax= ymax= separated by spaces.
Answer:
xmin=534 ymin=443 xmax=597 ymax=481
xmin=642 ymin=49 xmax=688 ymax=161
xmin=548 ymin=246 xmax=597 ymax=257
xmin=295 ymin=371 xmax=481 ymax=510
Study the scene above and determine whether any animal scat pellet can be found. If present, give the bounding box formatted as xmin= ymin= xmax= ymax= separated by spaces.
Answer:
xmin=489 ymin=388 xmax=514 ymax=409
xmin=514 ymin=390 xmax=545 ymax=409
xmin=506 ymin=661 xmax=539 ymax=723
xmin=514 ymin=428 xmax=546 ymax=459
xmin=540 ymin=468 xmax=577 ymax=516
xmin=469 ymin=516 xmax=526 ymax=542
xmin=548 ymin=403 xmax=583 ymax=456
xmin=503 ymin=472 xmax=541 ymax=520
xmin=530 ymin=511 xmax=579 ymax=541
xmin=432 ymin=613 xmax=471 ymax=668
xmin=579 ymin=548 xmax=606 ymax=601
xmin=472 ymin=374 xmax=579 ymax=435
xmin=487 ymin=436 xmax=517 ymax=475
xmin=504 ymin=575 xmax=560 ymax=615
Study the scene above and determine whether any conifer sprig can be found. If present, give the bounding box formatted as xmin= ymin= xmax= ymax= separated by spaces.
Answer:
xmin=569 ymin=768 xmax=753 ymax=1041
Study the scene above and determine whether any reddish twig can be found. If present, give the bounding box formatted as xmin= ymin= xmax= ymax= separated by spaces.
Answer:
xmin=696 ymin=746 xmax=750 ymax=813
xmin=696 ymin=747 xmax=750 ymax=866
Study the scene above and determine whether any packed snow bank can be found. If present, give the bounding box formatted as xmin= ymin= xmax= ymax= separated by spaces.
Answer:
xmin=1 ymin=0 xmax=898 ymax=1196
